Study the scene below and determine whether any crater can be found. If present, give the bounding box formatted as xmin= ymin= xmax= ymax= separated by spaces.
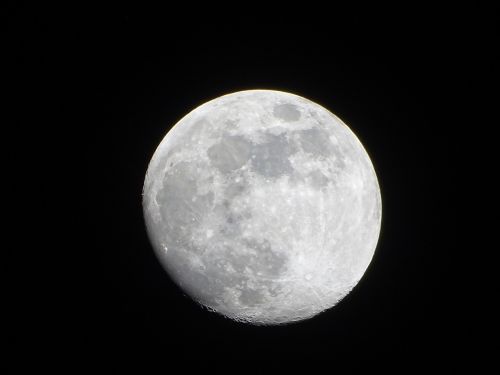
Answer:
xmin=273 ymin=103 xmax=301 ymax=122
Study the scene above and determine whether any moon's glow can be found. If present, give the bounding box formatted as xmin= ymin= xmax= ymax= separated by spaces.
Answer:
xmin=143 ymin=90 xmax=382 ymax=325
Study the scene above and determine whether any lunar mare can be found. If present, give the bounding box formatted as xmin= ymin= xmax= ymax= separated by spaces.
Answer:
xmin=143 ymin=90 xmax=381 ymax=325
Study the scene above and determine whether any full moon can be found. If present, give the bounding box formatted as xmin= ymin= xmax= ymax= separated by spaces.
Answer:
xmin=143 ymin=90 xmax=381 ymax=325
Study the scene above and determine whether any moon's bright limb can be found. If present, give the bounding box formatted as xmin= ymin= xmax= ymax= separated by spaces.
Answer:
xmin=143 ymin=90 xmax=381 ymax=325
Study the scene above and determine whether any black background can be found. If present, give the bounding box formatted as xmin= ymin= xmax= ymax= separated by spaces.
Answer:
xmin=8 ymin=3 xmax=494 ymax=371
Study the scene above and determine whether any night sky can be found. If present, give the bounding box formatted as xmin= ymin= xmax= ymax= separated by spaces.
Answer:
xmin=8 ymin=3 xmax=491 ymax=371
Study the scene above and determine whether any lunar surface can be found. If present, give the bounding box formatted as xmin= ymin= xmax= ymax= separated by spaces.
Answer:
xmin=143 ymin=90 xmax=381 ymax=325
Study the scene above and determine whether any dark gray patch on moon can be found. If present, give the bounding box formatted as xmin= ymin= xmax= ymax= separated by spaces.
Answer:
xmin=251 ymin=134 xmax=295 ymax=178
xmin=307 ymin=170 xmax=329 ymax=188
xmin=194 ymin=241 xmax=285 ymax=309
xmin=156 ymin=162 xmax=213 ymax=241
xmin=224 ymin=179 xmax=247 ymax=199
xmin=297 ymin=127 xmax=346 ymax=169
xmin=153 ymin=161 xmax=215 ymax=275
xmin=220 ymin=210 xmax=245 ymax=236
xmin=273 ymin=103 xmax=301 ymax=122
xmin=243 ymin=239 xmax=288 ymax=278
xmin=207 ymin=135 xmax=252 ymax=173
xmin=298 ymin=128 xmax=334 ymax=156
xmin=239 ymin=288 xmax=265 ymax=306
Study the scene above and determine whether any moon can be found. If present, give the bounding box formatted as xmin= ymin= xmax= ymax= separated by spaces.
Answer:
xmin=143 ymin=90 xmax=381 ymax=325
